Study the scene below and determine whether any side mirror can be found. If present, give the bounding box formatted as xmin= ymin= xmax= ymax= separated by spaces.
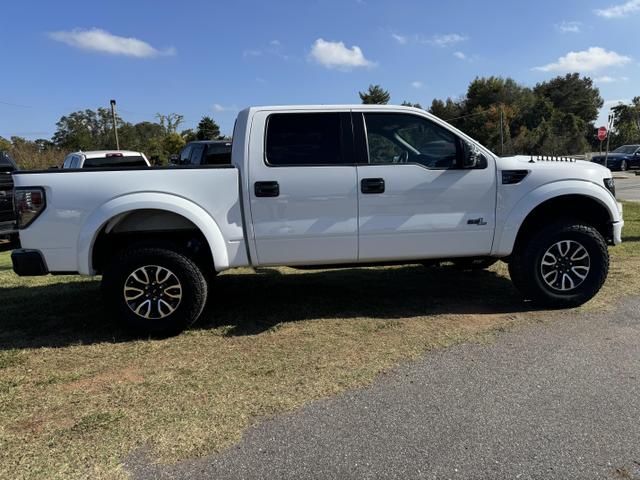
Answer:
xmin=462 ymin=141 xmax=480 ymax=169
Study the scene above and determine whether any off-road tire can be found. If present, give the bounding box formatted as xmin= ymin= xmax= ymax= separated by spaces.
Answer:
xmin=102 ymin=246 xmax=208 ymax=336
xmin=508 ymin=221 xmax=609 ymax=308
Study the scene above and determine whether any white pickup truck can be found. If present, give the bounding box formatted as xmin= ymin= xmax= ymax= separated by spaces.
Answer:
xmin=11 ymin=105 xmax=623 ymax=334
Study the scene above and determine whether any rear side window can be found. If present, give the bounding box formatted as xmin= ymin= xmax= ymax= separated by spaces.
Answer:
xmin=189 ymin=144 xmax=205 ymax=165
xmin=204 ymin=144 xmax=232 ymax=165
xmin=83 ymin=156 xmax=148 ymax=168
xmin=266 ymin=113 xmax=344 ymax=166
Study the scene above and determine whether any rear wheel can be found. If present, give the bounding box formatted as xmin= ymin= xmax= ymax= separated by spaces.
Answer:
xmin=508 ymin=221 xmax=608 ymax=308
xmin=102 ymin=246 xmax=208 ymax=336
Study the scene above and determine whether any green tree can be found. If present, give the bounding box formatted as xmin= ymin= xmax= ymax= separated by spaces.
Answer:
xmin=534 ymin=74 xmax=603 ymax=125
xmin=196 ymin=116 xmax=221 ymax=140
xmin=609 ymin=97 xmax=640 ymax=147
xmin=401 ymin=101 xmax=423 ymax=109
xmin=0 ymin=136 xmax=11 ymax=152
xmin=162 ymin=132 xmax=186 ymax=156
xmin=155 ymin=113 xmax=184 ymax=134
xmin=52 ymin=108 xmax=121 ymax=150
xmin=359 ymin=84 xmax=390 ymax=104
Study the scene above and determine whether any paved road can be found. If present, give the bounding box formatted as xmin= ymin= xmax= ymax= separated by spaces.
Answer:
xmin=130 ymin=299 xmax=640 ymax=480
xmin=615 ymin=172 xmax=640 ymax=201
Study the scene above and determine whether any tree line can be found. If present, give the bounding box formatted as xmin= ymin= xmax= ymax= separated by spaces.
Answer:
xmin=1 ymin=72 xmax=639 ymax=169
xmin=360 ymin=73 xmax=640 ymax=156
xmin=0 ymin=111 xmax=225 ymax=169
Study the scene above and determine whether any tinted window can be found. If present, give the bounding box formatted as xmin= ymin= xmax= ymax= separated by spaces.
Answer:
xmin=189 ymin=144 xmax=205 ymax=165
xmin=83 ymin=156 xmax=148 ymax=168
xmin=266 ymin=113 xmax=344 ymax=166
xmin=179 ymin=145 xmax=192 ymax=164
xmin=364 ymin=113 xmax=460 ymax=169
xmin=204 ymin=143 xmax=232 ymax=165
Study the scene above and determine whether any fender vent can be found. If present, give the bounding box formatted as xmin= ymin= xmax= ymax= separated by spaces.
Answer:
xmin=502 ymin=170 xmax=530 ymax=185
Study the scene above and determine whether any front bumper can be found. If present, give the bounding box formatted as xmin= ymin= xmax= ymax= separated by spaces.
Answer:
xmin=11 ymin=249 xmax=49 ymax=276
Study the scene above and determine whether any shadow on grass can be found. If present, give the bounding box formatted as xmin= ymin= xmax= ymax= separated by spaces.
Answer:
xmin=0 ymin=264 xmax=533 ymax=350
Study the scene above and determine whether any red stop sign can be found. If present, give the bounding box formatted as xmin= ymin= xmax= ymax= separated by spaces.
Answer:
xmin=598 ymin=127 xmax=608 ymax=142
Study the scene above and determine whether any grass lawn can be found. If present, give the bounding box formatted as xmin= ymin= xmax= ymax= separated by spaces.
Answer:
xmin=1 ymin=202 xmax=638 ymax=479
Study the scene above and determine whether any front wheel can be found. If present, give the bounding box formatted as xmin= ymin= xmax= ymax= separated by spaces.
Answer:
xmin=508 ymin=222 xmax=609 ymax=308
xmin=102 ymin=246 xmax=208 ymax=336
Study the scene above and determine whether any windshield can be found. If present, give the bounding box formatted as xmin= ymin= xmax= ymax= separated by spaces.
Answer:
xmin=613 ymin=145 xmax=639 ymax=154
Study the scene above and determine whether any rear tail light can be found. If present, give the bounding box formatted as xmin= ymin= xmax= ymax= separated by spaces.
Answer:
xmin=15 ymin=187 xmax=46 ymax=229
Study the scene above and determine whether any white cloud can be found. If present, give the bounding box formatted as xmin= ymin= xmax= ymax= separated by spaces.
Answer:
xmin=213 ymin=103 xmax=238 ymax=113
xmin=428 ymin=33 xmax=468 ymax=47
xmin=596 ymin=0 xmax=640 ymax=18
xmin=453 ymin=51 xmax=466 ymax=60
xmin=309 ymin=38 xmax=375 ymax=70
xmin=555 ymin=21 xmax=582 ymax=33
xmin=533 ymin=47 xmax=631 ymax=72
xmin=596 ymin=75 xmax=629 ymax=83
xmin=49 ymin=28 xmax=175 ymax=58
xmin=411 ymin=81 xmax=423 ymax=88
xmin=391 ymin=34 xmax=408 ymax=45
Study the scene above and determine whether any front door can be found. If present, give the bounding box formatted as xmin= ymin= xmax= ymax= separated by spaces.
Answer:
xmin=354 ymin=111 xmax=497 ymax=262
xmin=248 ymin=111 xmax=359 ymax=266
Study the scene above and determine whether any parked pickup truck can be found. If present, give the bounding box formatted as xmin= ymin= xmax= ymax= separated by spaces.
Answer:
xmin=0 ymin=151 xmax=18 ymax=250
xmin=11 ymin=105 xmax=624 ymax=335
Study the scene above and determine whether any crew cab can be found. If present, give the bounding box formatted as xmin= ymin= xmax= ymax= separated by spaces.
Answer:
xmin=62 ymin=150 xmax=150 ymax=169
xmin=10 ymin=105 xmax=624 ymax=335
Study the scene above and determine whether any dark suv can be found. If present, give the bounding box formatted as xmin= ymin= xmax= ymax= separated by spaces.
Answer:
xmin=0 ymin=151 xmax=18 ymax=250
xmin=175 ymin=140 xmax=232 ymax=166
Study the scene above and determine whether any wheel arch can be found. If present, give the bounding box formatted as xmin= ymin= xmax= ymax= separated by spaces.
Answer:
xmin=493 ymin=181 xmax=619 ymax=257
xmin=77 ymin=192 xmax=228 ymax=274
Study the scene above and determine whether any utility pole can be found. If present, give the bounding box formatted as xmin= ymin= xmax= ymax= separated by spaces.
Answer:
xmin=499 ymin=106 xmax=505 ymax=156
xmin=110 ymin=99 xmax=120 ymax=150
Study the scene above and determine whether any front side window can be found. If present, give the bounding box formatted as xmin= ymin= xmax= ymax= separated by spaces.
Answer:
xmin=266 ymin=113 xmax=343 ymax=166
xmin=364 ymin=113 xmax=460 ymax=169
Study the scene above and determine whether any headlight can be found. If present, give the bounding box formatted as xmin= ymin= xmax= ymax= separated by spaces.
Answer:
xmin=15 ymin=187 xmax=46 ymax=228
xmin=603 ymin=178 xmax=616 ymax=197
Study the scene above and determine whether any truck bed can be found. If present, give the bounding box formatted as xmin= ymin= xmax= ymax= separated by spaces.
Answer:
xmin=12 ymin=165 xmax=247 ymax=273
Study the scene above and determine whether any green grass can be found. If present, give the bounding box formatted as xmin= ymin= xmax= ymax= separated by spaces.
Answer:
xmin=0 ymin=202 xmax=638 ymax=479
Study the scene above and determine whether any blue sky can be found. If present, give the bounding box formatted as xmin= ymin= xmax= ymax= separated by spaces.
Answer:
xmin=1 ymin=0 xmax=639 ymax=139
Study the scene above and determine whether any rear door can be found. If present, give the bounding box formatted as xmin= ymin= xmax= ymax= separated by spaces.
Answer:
xmin=354 ymin=111 xmax=497 ymax=262
xmin=248 ymin=110 xmax=358 ymax=266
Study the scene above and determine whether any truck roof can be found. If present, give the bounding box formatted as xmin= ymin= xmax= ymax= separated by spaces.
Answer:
xmin=70 ymin=150 xmax=145 ymax=159
xmin=241 ymin=104 xmax=426 ymax=113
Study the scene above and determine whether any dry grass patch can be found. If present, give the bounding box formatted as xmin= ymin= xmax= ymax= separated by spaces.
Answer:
xmin=0 ymin=202 xmax=638 ymax=479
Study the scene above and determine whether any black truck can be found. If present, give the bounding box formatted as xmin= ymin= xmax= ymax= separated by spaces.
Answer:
xmin=0 ymin=151 xmax=17 ymax=251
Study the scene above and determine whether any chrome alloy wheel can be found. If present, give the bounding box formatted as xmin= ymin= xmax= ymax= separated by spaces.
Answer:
xmin=124 ymin=265 xmax=183 ymax=319
xmin=540 ymin=240 xmax=591 ymax=292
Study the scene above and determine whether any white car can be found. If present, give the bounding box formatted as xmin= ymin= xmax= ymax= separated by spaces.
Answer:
xmin=10 ymin=105 xmax=623 ymax=335
xmin=62 ymin=150 xmax=150 ymax=169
